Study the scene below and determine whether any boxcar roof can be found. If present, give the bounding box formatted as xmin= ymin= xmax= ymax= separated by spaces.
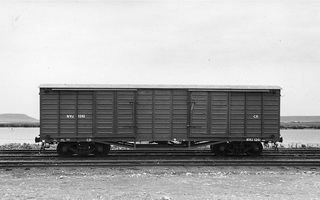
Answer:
xmin=39 ymin=84 xmax=281 ymax=91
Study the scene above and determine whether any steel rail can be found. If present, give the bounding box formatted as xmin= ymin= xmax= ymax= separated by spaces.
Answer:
xmin=1 ymin=149 xmax=320 ymax=155
xmin=1 ymin=154 xmax=320 ymax=161
xmin=1 ymin=159 xmax=320 ymax=168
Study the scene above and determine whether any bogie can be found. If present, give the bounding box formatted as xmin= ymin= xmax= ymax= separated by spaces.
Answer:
xmin=211 ymin=142 xmax=263 ymax=156
xmin=56 ymin=142 xmax=111 ymax=157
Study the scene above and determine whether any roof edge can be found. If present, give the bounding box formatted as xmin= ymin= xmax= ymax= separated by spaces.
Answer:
xmin=39 ymin=84 xmax=282 ymax=90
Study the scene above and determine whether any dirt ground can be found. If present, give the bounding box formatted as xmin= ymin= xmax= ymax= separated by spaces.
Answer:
xmin=1 ymin=166 xmax=320 ymax=200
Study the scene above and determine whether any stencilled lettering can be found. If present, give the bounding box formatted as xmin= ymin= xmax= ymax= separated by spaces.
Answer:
xmin=66 ymin=114 xmax=86 ymax=119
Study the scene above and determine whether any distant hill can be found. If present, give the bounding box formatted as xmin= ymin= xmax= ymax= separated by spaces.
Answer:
xmin=281 ymin=116 xmax=320 ymax=122
xmin=0 ymin=113 xmax=39 ymax=123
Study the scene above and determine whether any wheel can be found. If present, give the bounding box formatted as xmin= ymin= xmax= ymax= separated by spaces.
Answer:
xmin=210 ymin=144 xmax=214 ymax=152
xmin=57 ymin=142 xmax=73 ymax=157
xmin=94 ymin=144 xmax=111 ymax=157
xmin=247 ymin=142 xmax=263 ymax=156
xmin=212 ymin=143 xmax=228 ymax=156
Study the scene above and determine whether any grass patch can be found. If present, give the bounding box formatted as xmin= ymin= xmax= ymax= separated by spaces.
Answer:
xmin=0 ymin=143 xmax=41 ymax=150
xmin=0 ymin=122 xmax=40 ymax=127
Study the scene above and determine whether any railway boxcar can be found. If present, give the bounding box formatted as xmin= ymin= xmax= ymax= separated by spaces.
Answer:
xmin=36 ymin=84 xmax=282 ymax=156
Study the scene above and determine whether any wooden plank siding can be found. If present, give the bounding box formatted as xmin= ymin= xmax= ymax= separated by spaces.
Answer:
xmin=136 ymin=90 xmax=188 ymax=141
xmin=40 ymin=87 xmax=281 ymax=142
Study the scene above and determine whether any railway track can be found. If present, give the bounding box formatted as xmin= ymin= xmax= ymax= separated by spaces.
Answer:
xmin=1 ymin=149 xmax=320 ymax=159
xmin=1 ymin=159 xmax=320 ymax=168
xmin=1 ymin=148 xmax=320 ymax=155
xmin=0 ymin=152 xmax=320 ymax=160
xmin=0 ymin=149 xmax=320 ymax=168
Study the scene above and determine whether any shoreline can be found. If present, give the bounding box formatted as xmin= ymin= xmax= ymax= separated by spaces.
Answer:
xmin=0 ymin=123 xmax=320 ymax=130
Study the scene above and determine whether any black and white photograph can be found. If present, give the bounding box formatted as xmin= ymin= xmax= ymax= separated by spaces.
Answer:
xmin=1 ymin=0 xmax=320 ymax=199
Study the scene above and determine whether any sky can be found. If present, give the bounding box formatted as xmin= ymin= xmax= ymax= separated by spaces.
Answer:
xmin=0 ymin=0 xmax=320 ymax=119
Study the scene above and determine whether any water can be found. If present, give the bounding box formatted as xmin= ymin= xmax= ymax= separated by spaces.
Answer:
xmin=0 ymin=127 xmax=39 ymax=145
xmin=280 ymin=129 xmax=320 ymax=148
xmin=0 ymin=128 xmax=320 ymax=147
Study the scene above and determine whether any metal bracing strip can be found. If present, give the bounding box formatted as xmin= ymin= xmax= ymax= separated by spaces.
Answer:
xmin=170 ymin=90 xmax=173 ymax=140
xmin=39 ymin=91 xmax=42 ymax=136
xmin=277 ymin=91 xmax=281 ymax=135
xmin=133 ymin=91 xmax=137 ymax=140
xmin=244 ymin=92 xmax=247 ymax=136
xmin=207 ymin=92 xmax=212 ymax=135
xmin=261 ymin=93 xmax=264 ymax=137
xmin=113 ymin=91 xmax=118 ymax=134
xmin=187 ymin=92 xmax=191 ymax=138
xmin=227 ymin=92 xmax=231 ymax=136
xmin=58 ymin=91 xmax=61 ymax=137
xmin=39 ymin=90 xmax=43 ymax=137
xmin=92 ymin=91 xmax=97 ymax=137
xmin=152 ymin=90 xmax=155 ymax=141
xmin=75 ymin=92 xmax=78 ymax=137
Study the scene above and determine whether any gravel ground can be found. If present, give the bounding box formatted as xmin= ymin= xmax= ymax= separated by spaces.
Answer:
xmin=1 ymin=166 xmax=320 ymax=200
